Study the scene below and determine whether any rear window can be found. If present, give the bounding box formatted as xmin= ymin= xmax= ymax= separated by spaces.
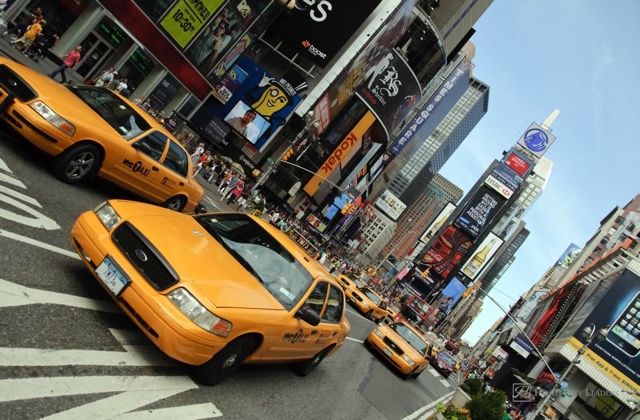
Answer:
xmin=68 ymin=86 xmax=151 ymax=140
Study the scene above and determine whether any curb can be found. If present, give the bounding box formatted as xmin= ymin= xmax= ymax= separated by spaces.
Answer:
xmin=402 ymin=390 xmax=456 ymax=420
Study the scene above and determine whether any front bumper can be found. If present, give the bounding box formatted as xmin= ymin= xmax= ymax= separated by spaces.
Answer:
xmin=70 ymin=211 xmax=227 ymax=366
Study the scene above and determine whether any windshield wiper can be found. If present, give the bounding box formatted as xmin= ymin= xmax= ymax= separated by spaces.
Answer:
xmin=226 ymin=247 xmax=265 ymax=284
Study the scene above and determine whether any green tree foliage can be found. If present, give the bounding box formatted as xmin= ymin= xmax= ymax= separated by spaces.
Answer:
xmin=464 ymin=389 xmax=507 ymax=420
xmin=461 ymin=377 xmax=483 ymax=396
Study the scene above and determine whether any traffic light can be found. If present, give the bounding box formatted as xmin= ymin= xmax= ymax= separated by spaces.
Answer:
xmin=421 ymin=268 xmax=430 ymax=278
xmin=461 ymin=286 xmax=474 ymax=298
xmin=281 ymin=148 xmax=294 ymax=161
xmin=341 ymin=202 xmax=353 ymax=214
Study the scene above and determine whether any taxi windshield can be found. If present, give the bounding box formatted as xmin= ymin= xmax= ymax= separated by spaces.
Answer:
xmin=354 ymin=278 xmax=366 ymax=289
xmin=389 ymin=322 xmax=428 ymax=356
xmin=195 ymin=213 xmax=314 ymax=310
xmin=68 ymin=86 xmax=151 ymax=140
xmin=362 ymin=288 xmax=381 ymax=305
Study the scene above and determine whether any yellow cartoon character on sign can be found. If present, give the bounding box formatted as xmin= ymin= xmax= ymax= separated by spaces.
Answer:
xmin=250 ymin=70 xmax=308 ymax=120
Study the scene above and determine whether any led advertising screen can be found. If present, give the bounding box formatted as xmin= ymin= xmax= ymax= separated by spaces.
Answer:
xmin=421 ymin=225 xmax=473 ymax=280
xmin=270 ymin=0 xmax=382 ymax=68
xmin=434 ymin=277 xmax=467 ymax=319
xmin=224 ymin=101 xmax=270 ymax=144
xmin=419 ymin=202 xmax=457 ymax=244
xmin=555 ymin=243 xmax=582 ymax=268
xmin=374 ymin=190 xmax=407 ymax=221
xmin=455 ymin=186 xmax=507 ymax=239
xmin=459 ymin=232 xmax=503 ymax=280
xmin=503 ymin=148 xmax=534 ymax=177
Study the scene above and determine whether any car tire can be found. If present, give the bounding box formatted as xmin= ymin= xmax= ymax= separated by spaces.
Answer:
xmin=366 ymin=310 xmax=374 ymax=320
xmin=292 ymin=345 xmax=333 ymax=377
xmin=400 ymin=370 xmax=412 ymax=381
xmin=162 ymin=195 xmax=187 ymax=212
xmin=411 ymin=369 xmax=423 ymax=379
xmin=191 ymin=336 xmax=257 ymax=386
xmin=51 ymin=144 xmax=101 ymax=184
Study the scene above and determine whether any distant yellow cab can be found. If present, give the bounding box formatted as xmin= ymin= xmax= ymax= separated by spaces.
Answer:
xmin=347 ymin=285 xmax=393 ymax=322
xmin=365 ymin=321 xmax=432 ymax=379
xmin=71 ymin=200 xmax=351 ymax=385
xmin=0 ymin=57 xmax=204 ymax=212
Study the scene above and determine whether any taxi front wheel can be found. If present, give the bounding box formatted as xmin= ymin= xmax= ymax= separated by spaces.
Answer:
xmin=292 ymin=345 xmax=333 ymax=377
xmin=191 ymin=336 xmax=258 ymax=386
xmin=52 ymin=144 xmax=101 ymax=184
xmin=162 ymin=195 xmax=187 ymax=212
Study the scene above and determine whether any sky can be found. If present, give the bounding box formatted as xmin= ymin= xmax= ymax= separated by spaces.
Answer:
xmin=438 ymin=0 xmax=640 ymax=345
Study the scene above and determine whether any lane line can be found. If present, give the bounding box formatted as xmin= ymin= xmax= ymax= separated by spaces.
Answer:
xmin=0 ymin=278 xmax=120 ymax=313
xmin=0 ymin=229 xmax=77 ymax=258
xmin=0 ymin=347 xmax=175 ymax=367
xmin=346 ymin=336 xmax=364 ymax=343
xmin=401 ymin=390 xmax=456 ymax=420
xmin=440 ymin=378 xmax=451 ymax=388
xmin=113 ymin=403 xmax=222 ymax=420
xmin=0 ymin=375 xmax=198 ymax=402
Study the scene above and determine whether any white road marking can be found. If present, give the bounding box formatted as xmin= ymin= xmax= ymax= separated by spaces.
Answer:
xmin=203 ymin=195 xmax=222 ymax=210
xmin=0 ymin=184 xmax=42 ymax=207
xmin=0 ymin=169 xmax=26 ymax=188
xmin=0 ymin=193 xmax=61 ymax=230
xmin=113 ymin=403 xmax=222 ymax=419
xmin=0 ymin=346 xmax=174 ymax=367
xmin=0 ymin=375 xmax=197 ymax=402
xmin=440 ymin=378 xmax=451 ymax=388
xmin=346 ymin=336 xmax=364 ymax=343
xmin=0 ymin=278 xmax=119 ymax=313
xmin=401 ymin=390 xmax=456 ymax=420
xmin=0 ymin=229 xmax=77 ymax=258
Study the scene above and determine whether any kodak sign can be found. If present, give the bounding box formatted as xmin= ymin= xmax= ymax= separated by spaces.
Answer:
xmin=304 ymin=111 xmax=375 ymax=196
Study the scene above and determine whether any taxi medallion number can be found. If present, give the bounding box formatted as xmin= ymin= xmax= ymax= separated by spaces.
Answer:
xmin=96 ymin=257 xmax=130 ymax=296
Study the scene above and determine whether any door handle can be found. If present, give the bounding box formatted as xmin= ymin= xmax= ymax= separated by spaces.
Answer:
xmin=179 ymin=182 xmax=184 ymax=186
xmin=311 ymin=330 xmax=318 ymax=335
xmin=152 ymin=166 xmax=159 ymax=172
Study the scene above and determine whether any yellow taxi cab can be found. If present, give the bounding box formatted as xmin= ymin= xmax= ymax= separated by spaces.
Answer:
xmin=0 ymin=57 xmax=204 ymax=212
xmin=365 ymin=321 xmax=432 ymax=380
xmin=335 ymin=273 xmax=366 ymax=292
xmin=347 ymin=285 xmax=391 ymax=322
xmin=70 ymin=200 xmax=351 ymax=385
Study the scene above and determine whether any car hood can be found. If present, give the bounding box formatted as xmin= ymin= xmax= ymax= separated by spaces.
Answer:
xmin=381 ymin=326 xmax=427 ymax=362
xmin=114 ymin=203 xmax=285 ymax=311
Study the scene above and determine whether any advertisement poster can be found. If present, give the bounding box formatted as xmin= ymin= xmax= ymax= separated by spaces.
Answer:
xmin=211 ymin=35 xmax=252 ymax=79
xmin=270 ymin=0 xmax=382 ymax=67
xmin=421 ymin=225 xmax=473 ymax=280
xmin=455 ymin=186 xmax=507 ymax=239
xmin=560 ymin=266 xmax=640 ymax=394
xmin=419 ymin=202 xmax=457 ymax=243
xmin=502 ymin=148 xmax=534 ymax=178
xmin=184 ymin=0 xmax=260 ymax=76
xmin=160 ymin=0 xmax=225 ymax=48
xmin=515 ymin=289 xmax=549 ymax=324
xmin=374 ymin=190 xmax=407 ymax=221
xmin=311 ymin=0 xmax=416 ymax=134
xmin=190 ymin=55 xmax=305 ymax=150
xmin=459 ymin=232 xmax=503 ymax=280
xmin=389 ymin=61 xmax=470 ymax=156
xmin=355 ymin=48 xmax=422 ymax=139
xmin=555 ymin=243 xmax=582 ymax=268
xmin=212 ymin=62 xmax=249 ymax=103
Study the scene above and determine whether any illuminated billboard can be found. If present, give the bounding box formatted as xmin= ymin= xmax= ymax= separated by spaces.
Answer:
xmin=375 ymin=190 xmax=407 ymax=221
xmin=454 ymin=186 xmax=507 ymax=239
xmin=422 ymin=225 xmax=473 ymax=280
xmin=555 ymin=243 xmax=582 ymax=268
xmin=503 ymin=148 xmax=534 ymax=178
xmin=270 ymin=0 xmax=382 ymax=68
xmin=459 ymin=232 xmax=503 ymax=280
xmin=434 ymin=277 xmax=468 ymax=320
xmin=419 ymin=202 xmax=457 ymax=244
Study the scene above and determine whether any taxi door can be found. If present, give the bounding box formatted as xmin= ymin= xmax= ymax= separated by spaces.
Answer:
xmin=109 ymin=130 xmax=167 ymax=203
xmin=263 ymin=281 xmax=342 ymax=361
xmin=154 ymin=139 xmax=193 ymax=200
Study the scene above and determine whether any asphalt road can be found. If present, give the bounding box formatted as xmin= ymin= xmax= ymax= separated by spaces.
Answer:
xmin=0 ymin=97 xmax=461 ymax=420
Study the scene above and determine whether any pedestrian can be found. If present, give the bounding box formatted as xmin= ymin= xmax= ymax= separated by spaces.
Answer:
xmin=226 ymin=177 xmax=245 ymax=205
xmin=115 ymin=78 xmax=128 ymax=93
xmin=190 ymin=142 xmax=205 ymax=164
xmin=48 ymin=45 xmax=82 ymax=83
xmin=94 ymin=68 xmax=116 ymax=88
xmin=3 ymin=6 xmax=43 ymax=38
xmin=11 ymin=18 xmax=45 ymax=53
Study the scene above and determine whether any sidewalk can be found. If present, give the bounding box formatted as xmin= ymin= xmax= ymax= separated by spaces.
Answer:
xmin=0 ymin=19 xmax=85 ymax=83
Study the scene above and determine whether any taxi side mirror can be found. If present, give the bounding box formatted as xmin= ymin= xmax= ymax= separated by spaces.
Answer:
xmin=133 ymin=141 xmax=152 ymax=155
xmin=194 ymin=204 xmax=208 ymax=214
xmin=296 ymin=308 xmax=320 ymax=326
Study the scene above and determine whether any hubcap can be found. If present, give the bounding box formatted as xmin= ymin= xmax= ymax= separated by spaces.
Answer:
xmin=222 ymin=353 xmax=238 ymax=369
xmin=67 ymin=152 xmax=95 ymax=178
xmin=168 ymin=199 xmax=182 ymax=210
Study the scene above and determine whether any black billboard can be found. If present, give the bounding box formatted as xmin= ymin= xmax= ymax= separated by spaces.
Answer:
xmin=271 ymin=0 xmax=382 ymax=68
xmin=355 ymin=48 xmax=422 ymax=139
xmin=454 ymin=186 xmax=507 ymax=239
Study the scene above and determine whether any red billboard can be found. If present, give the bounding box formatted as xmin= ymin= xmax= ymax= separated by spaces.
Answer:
xmin=421 ymin=225 xmax=473 ymax=280
xmin=503 ymin=148 xmax=534 ymax=177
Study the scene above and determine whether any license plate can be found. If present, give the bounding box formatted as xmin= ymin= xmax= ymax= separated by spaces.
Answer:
xmin=95 ymin=257 xmax=129 ymax=296
xmin=383 ymin=348 xmax=393 ymax=357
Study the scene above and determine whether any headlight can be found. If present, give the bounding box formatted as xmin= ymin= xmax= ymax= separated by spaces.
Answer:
xmin=168 ymin=288 xmax=232 ymax=337
xmin=362 ymin=302 xmax=370 ymax=308
xmin=30 ymin=101 xmax=76 ymax=136
xmin=94 ymin=202 xmax=121 ymax=231
xmin=402 ymin=354 xmax=415 ymax=366
xmin=374 ymin=329 xmax=384 ymax=338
